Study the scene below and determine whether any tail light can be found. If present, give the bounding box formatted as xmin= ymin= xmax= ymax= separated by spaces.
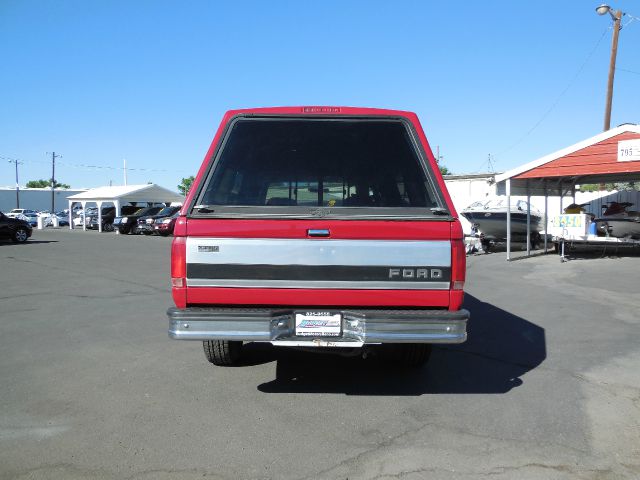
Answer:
xmin=451 ymin=239 xmax=466 ymax=291
xmin=171 ymin=235 xmax=187 ymax=307
xmin=450 ymin=221 xmax=466 ymax=311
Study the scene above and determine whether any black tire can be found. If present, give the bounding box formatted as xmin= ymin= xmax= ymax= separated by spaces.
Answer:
xmin=387 ymin=344 xmax=432 ymax=367
xmin=203 ymin=340 xmax=243 ymax=366
xmin=104 ymin=222 xmax=114 ymax=232
xmin=118 ymin=226 xmax=128 ymax=234
xmin=12 ymin=228 xmax=29 ymax=243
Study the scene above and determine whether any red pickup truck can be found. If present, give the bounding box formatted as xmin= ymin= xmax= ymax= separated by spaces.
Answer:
xmin=168 ymin=106 xmax=469 ymax=367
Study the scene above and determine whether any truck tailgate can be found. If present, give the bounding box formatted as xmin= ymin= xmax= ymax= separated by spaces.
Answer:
xmin=184 ymin=218 xmax=453 ymax=308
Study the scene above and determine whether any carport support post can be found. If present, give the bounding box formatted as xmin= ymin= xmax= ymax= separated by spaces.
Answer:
xmin=527 ymin=189 xmax=532 ymax=253
xmin=544 ymin=181 xmax=548 ymax=253
xmin=114 ymin=200 xmax=120 ymax=234
xmin=81 ymin=201 xmax=87 ymax=231
xmin=506 ymin=179 xmax=511 ymax=261
xmin=68 ymin=200 xmax=73 ymax=229
xmin=97 ymin=201 xmax=103 ymax=233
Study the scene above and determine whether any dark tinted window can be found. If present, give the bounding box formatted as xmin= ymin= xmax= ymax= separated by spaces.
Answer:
xmin=121 ymin=206 xmax=142 ymax=216
xmin=135 ymin=207 xmax=162 ymax=216
xmin=198 ymin=119 xmax=441 ymax=212
xmin=157 ymin=206 xmax=180 ymax=216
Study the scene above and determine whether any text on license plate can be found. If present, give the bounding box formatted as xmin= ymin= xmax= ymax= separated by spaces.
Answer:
xmin=295 ymin=312 xmax=342 ymax=337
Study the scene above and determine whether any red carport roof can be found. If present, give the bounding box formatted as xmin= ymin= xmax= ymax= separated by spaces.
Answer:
xmin=495 ymin=124 xmax=640 ymax=195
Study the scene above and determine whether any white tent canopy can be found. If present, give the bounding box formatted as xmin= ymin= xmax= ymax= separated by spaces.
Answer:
xmin=67 ymin=184 xmax=184 ymax=232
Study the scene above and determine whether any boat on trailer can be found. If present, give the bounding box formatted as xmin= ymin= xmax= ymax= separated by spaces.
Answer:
xmin=595 ymin=202 xmax=640 ymax=239
xmin=461 ymin=198 xmax=544 ymax=249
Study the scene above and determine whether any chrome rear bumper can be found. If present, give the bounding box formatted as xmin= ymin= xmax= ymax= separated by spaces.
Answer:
xmin=167 ymin=307 xmax=468 ymax=345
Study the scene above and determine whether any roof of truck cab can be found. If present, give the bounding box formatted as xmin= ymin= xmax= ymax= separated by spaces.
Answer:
xmin=224 ymin=106 xmax=417 ymax=118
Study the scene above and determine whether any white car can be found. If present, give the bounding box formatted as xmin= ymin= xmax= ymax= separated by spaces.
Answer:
xmin=6 ymin=208 xmax=37 ymax=219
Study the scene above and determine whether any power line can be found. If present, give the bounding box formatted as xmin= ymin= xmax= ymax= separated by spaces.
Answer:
xmin=1 ymin=154 xmax=184 ymax=173
xmin=617 ymin=67 xmax=640 ymax=75
xmin=493 ymin=26 xmax=609 ymax=159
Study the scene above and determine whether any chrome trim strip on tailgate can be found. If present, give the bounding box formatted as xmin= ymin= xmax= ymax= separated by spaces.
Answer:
xmin=186 ymin=279 xmax=451 ymax=289
xmin=187 ymin=238 xmax=451 ymax=266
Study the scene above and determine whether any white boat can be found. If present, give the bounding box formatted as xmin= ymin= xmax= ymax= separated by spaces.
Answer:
xmin=461 ymin=198 xmax=544 ymax=242
xmin=595 ymin=202 xmax=640 ymax=239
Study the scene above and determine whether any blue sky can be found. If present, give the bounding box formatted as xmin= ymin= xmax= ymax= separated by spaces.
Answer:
xmin=1 ymin=0 xmax=639 ymax=190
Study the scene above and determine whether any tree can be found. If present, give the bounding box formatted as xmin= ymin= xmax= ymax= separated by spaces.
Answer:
xmin=26 ymin=178 xmax=71 ymax=189
xmin=436 ymin=157 xmax=451 ymax=176
xmin=178 ymin=176 xmax=195 ymax=196
xmin=439 ymin=165 xmax=451 ymax=176
xmin=579 ymin=182 xmax=638 ymax=192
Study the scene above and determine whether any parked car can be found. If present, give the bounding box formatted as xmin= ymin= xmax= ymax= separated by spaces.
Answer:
xmin=35 ymin=211 xmax=68 ymax=227
xmin=41 ymin=213 xmax=69 ymax=227
xmin=6 ymin=208 xmax=37 ymax=219
xmin=92 ymin=206 xmax=142 ymax=232
xmin=135 ymin=206 xmax=181 ymax=235
xmin=23 ymin=213 xmax=39 ymax=227
xmin=53 ymin=211 xmax=70 ymax=227
xmin=113 ymin=206 xmax=162 ymax=234
xmin=73 ymin=207 xmax=97 ymax=228
xmin=153 ymin=211 xmax=180 ymax=236
xmin=87 ymin=207 xmax=116 ymax=231
xmin=0 ymin=211 xmax=33 ymax=242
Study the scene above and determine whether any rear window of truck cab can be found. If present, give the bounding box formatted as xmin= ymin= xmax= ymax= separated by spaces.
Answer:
xmin=193 ymin=117 xmax=448 ymax=218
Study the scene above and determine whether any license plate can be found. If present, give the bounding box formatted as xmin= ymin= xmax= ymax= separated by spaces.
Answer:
xmin=295 ymin=312 xmax=342 ymax=337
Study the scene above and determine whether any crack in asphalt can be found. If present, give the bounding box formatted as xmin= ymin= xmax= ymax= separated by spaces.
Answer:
xmin=3 ymin=463 xmax=234 ymax=480
xmin=299 ymin=414 xmax=595 ymax=480
xmin=370 ymin=466 xmax=457 ymax=479
xmin=485 ymin=462 xmax=614 ymax=477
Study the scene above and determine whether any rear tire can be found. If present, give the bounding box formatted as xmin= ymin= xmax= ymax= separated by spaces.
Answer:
xmin=203 ymin=340 xmax=242 ymax=366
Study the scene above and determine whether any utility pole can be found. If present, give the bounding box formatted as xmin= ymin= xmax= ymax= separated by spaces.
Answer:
xmin=123 ymin=158 xmax=127 ymax=186
xmin=436 ymin=146 xmax=443 ymax=163
xmin=604 ymin=9 xmax=622 ymax=131
xmin=49 ymin=152 xmax=61 ymax=213
xmin=7 ymin=159 xmax=23 ymax=208
xmin=596 ymin=5 xmax=624 ymax=131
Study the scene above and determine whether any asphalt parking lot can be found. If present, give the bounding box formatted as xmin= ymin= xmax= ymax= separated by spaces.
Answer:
xmin=1 ymin=228 xmax=639 ymax=480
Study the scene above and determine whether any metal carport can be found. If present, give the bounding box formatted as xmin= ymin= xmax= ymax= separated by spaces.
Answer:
xmin=495 ymin=124 xmax=640 ymax=260
xmin=66 ymin=184 xmax=184 ymax=232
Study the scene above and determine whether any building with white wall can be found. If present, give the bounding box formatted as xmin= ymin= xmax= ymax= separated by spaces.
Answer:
xmin=0 ymin=187 xmax=88 ymax=213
